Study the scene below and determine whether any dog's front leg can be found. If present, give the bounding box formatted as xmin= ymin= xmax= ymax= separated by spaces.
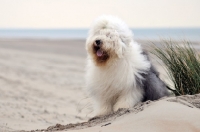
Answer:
xmin=113 ymin=92 xmax=140 ymax=112
xmin=113 ymin=98 xmax=131 ymax=112
xmin=94 ymin=99 xmax=113 ymax=116
xmin=89 ymin=100 xmax=112 ymax=121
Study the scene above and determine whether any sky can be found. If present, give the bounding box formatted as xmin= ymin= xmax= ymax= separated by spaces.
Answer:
xmin=0 ymin=0 xmax=200 ymax=29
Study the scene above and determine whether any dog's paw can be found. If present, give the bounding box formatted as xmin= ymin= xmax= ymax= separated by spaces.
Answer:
xmin=113 ymin=101 xmax=130 ymax=112
xmin=88 ymin=116 xmax=101 ymax=121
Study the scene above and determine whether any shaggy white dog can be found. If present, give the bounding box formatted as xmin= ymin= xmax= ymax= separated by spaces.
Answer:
xmin=86 ymin=15 xmax=168 ymax=116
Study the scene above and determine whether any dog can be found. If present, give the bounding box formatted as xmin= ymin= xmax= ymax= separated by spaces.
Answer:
xmin=85 ymin=15 xmax=169 ymax=116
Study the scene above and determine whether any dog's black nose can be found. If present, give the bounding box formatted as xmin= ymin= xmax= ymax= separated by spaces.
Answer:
xmin=95 ymin=40 xmax=101 ymax=46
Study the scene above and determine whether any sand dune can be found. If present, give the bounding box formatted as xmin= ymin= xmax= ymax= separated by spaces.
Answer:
xmin=35 ymin=94 xmax=200 ymax=132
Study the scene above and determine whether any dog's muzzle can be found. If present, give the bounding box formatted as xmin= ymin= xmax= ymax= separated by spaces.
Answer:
xmin=93 ymin=40 xmax=103 ymax=57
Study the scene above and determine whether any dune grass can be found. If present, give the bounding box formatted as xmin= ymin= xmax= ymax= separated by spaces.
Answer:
xmin=152 ymin=40 xmax=200 ymax=96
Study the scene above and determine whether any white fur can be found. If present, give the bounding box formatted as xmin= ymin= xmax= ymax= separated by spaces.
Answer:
xmin=86 ymin=15 xmax=150 ymax=116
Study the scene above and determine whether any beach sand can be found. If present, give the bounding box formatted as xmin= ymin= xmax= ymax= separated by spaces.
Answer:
xmin=0 ymin=39 xmax=199 ymax=132
xmin=0 ymin=39 xmax=91 ymax=131
xmin=45 ymin=94 xmax=200 ymax=132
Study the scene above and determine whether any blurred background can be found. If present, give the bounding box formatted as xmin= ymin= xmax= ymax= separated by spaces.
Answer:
xmin=0 ymin=0 xmax=200 ymax=40
xmin=0 ymin=0 xmax=199 ymax=131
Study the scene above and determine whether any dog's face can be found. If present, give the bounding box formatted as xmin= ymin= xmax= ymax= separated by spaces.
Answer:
xmin=86 ymin=29 xmax=126 ymax=66
xmin=86 ymin=15 xmax=134 ymax=66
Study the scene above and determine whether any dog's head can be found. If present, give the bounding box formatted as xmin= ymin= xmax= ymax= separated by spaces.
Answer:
xmin=86 ymin=15 xmax=133 ymax=66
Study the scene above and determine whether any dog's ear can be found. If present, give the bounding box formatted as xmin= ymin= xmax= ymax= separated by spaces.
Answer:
xmin=115 ymin=39 xmax=126 ymax=58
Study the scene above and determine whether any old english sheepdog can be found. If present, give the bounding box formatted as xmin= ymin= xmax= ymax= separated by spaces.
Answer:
xmin=85 ymin=15 xmax=169 ymax=116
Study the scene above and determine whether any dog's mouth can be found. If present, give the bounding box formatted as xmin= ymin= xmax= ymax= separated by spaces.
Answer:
xmin=95 ymin=46 xmax=103 ymax=57
xmin=93 ymin=45 xmax=109 ymax=63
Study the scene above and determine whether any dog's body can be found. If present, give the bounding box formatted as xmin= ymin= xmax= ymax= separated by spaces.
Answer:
xmin=86 ymin=15 xmax=169 ymax=116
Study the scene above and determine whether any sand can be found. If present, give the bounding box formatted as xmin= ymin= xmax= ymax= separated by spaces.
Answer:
xmin=33 ymin=94 xmax=200 ymax=132
xmin=0 ymin=38 xmax=199 ymax=132
xmin=0 ymin=39 xmax=92 ymax=131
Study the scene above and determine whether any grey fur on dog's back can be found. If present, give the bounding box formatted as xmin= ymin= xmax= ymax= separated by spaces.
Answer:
xmin=137 ymin=51 xmax=169 ymax=102
xmin=142 ymin=65 xmax=169 ymax=101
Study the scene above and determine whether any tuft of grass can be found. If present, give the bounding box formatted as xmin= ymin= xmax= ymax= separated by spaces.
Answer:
xmin=152 ymin=40 xmax=200 ymax=96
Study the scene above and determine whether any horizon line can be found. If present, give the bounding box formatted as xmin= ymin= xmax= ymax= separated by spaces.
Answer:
xmin=0 ymin=27 xmax=200 ymax=30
